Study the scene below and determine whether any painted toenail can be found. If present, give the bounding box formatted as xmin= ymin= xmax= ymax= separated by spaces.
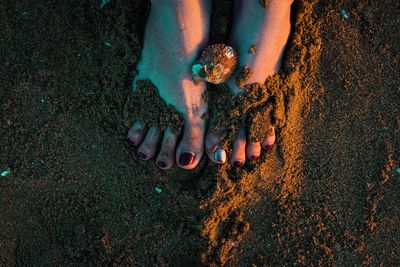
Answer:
xmin=138 ymin=152 xmax=147 ymax=160
xmin=250 ymin=155 xmax=259 ymax=161
xmin=179 ymin=152 xmax=195 ymax=166
xmin=233 ymin=161 xmax=243 ymax=168
xmin=128 ymin=138 xmax=136 ymax=146
xmin=214 ymin=148 xmax=227 ymax=164
xmin=266 ymin=144 xmax=273 ymax=150
xmin=157 ymin=161 xmax=167 ymax=168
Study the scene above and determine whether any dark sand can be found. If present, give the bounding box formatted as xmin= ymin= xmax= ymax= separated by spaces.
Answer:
xmin=1 ymin=0 xmax=399 ymax=265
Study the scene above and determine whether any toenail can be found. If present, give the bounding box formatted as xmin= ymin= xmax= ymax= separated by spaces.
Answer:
xmin=233 ymin=161 xmax=244 ymax=168
xmin=250 ymin=155 xmax=259 ymax=161
xmin=214 ymin=148 xmax=227 ymax=164
xmin=128 ymin=138 xmax=136 ymax=146
xmin=157 ymin=161 xmax=167 ymax=168
xmin=179 ymin=152 xmax=195 ymax=166
xmin=138 ymin=152 xmax=147 ymax=160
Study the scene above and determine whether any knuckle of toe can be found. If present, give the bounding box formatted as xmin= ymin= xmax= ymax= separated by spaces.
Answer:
xmin=142 ymin=142 xmax=152 ymax=151
xmin=163 ymin=137 xmax=175 ymax=147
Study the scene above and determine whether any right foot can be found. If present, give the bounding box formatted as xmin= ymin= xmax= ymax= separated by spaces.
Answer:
xmin=205 ymin=0 xmax=293 ymax=167
xmin=127 ymin=0 xmax=211 ymax=170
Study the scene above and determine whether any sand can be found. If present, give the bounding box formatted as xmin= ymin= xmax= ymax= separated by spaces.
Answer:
xmin=0 ymin=0 xmax=399 ymax=266
xmin=124 ymin=80 xmax=183 ymax=134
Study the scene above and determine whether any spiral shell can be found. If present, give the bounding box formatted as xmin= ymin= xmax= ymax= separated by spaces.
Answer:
xmin=192 ymin=44 xmax=238 ymax=84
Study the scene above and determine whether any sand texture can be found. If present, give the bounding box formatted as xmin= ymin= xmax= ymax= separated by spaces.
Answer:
xmin=124 ymin=80 xmax=183 ymax=134
xmin=0 ymin=0 xmax=399 ymax=266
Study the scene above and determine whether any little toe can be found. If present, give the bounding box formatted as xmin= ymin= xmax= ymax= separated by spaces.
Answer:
xmin=205 ymin=130 xmax=226 ymax=164
xmin=246 ymin=141 xmax=261 ymax=161
xmin=127 ymin=121 xmax=146 ymax=146
xmin=156 ymin=128 xmax=178 ymax=170
xmin=231 ymin=128 xmax=246 ymax=167
xmin=138 ymin=127 xmax=161 ymax=160
xmin=262 ymin=126 xmax=276 ymax=151
xmin=176 ymin=119 xmax=206 ymax=169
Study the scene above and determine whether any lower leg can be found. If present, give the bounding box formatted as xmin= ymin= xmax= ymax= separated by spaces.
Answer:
xmin=227 ymin=0 xmax=292 ymax=93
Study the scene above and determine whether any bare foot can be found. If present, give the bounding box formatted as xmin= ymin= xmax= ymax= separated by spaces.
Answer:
xmin=205 ymin=0 xmax=293 ymax=166
xmin=127 ymin=0 xmax=211 ymax=170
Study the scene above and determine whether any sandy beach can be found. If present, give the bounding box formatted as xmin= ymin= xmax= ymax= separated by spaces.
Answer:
xmin=0 ymin=0 xmax=399 ymax=265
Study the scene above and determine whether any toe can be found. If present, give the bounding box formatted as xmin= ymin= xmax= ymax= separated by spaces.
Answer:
xmin=156 ymin=128 xmax=178 ymax=170
xmin=138 ymin=127 xmax=161 ymax=160
xmin=262 ymin=126 xmax=276 ymax=151
xmin=246 ymin=140 xmax=261 ymax=161
xmin=231 ymin=128 xmax=246 ymax=167
xmin=205 ymin=130 xmax=226 ymax=164
xmin=127 ymin=121 xmax=146 ymax=146
xmin=176 ymin=119 xmax=206 ymax=169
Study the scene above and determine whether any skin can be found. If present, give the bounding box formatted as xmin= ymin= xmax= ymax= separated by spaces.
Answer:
xmin=206 ymin=0 xmax=293 ymax=166
xmin=128 ymin=0 xmax=211 ymax=170
xmin=128 ymin=0 xmax=293 ymax=169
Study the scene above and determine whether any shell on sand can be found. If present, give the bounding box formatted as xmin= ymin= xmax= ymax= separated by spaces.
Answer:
xmin=192 ymin=44 xmax=238 ymax=84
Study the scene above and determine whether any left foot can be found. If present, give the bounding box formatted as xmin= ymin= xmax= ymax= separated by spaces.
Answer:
xmin=205 ymin=0 xmax=293 ymax=166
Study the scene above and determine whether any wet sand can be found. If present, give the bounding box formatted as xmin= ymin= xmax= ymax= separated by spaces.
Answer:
xmin=0 ymin=0 xmax=399 ymax=265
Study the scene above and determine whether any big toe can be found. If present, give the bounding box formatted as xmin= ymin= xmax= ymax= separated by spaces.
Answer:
xmin=176 ymin=119 xmax=206 ymax=169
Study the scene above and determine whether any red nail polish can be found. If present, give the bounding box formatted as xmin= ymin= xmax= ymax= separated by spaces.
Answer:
xmin=157 ymin=161 xmax=167 ymax=168
xmin=128 ymin=138 xmax=136 ymax=146
xmin=138 ymin=152 xmax=147 ymax=160
xmin=233 ymin=161 xmax=243 ymax=168
xmin=179 ymin=152 xmax=195 ymax=166
xmin=250 ymin=155 xmax=259 ymax=161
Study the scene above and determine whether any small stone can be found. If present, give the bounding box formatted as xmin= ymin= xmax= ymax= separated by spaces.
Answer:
xmin=1 ymin=167 xmax=11 ymax=177
xmin=396 ymin=168 xmax=400 ymax=174
xmin=155 ymin=187 xmax=162 ymax=193
xmin=40 ymin=98 xmax=45 ymax=104
xmin=341 ymin=8 xmax=350 ymax=20
xmin=100 ymin=0 xmax=111 ymax=8
xmin=104 ymin=41 xmax=112 ymax=47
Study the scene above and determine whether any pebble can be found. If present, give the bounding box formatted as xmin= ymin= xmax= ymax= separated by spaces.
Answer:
xmin=396 ymin=168 xmax=400 ymax=174
xmin=341 ymin=8 xmax=350 ymax=20
xmin=100 ymin=0 xmax=111 ymax=8
xmin=1 ymin=167 xmax=11 ymax=177
xmin=155 ymin=187 xmax=162 ymax=193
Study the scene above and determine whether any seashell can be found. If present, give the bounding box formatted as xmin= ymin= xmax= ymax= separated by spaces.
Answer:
xmin=192 ymin=44 xmax=238 ymax=84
